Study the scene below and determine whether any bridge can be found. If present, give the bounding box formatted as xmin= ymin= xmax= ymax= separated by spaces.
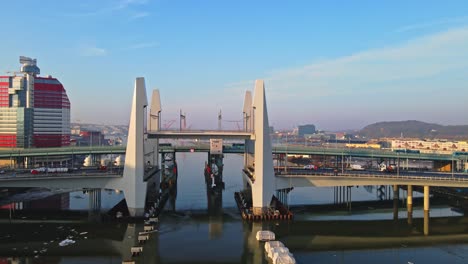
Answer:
xmin=0 ymin=77 xmax=466 ymax=221
xmin=0 ymin=143 xmax=459 ymax=161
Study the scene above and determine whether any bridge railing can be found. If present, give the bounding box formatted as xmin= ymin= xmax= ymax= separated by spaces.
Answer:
xmin=271 ymin=145 xmax=455 ymax=160
xmin=276 ymin=171 xmax=468 ymax=182
xmin=147 ymin=129 xmax=252 ymax=133
xmin=0 ymin=169 xmax=124 ymax=180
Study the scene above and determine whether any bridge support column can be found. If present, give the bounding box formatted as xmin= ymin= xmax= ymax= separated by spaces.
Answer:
xmin=250 ymin=80 xmax=275 ymax=216
xmin=120 ymin=78 xmax=148 ymax=217
xmin=407 ymin=185 xmax=413 ymax=225
xmin=346 ymin=186 xmax=352 ymax=211
xmin=424 ymin=185 xmax=430 ymax=236
xmin=393 ymin=185 xmax=399 ymax=221
xmin=88 ymin=188 xmax=102 ymax=221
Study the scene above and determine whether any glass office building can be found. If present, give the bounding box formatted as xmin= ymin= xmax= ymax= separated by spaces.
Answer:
xmin=0 ymin=57 xmax=70 ymax=148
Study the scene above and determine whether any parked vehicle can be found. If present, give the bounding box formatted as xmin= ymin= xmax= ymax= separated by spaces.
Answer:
xmin=303 ymin=164 xmax=318 ymax=170
xmin=379 ymin=163 xmax=395 ymax=173
xmin=31 ymin=167 xmax=68 ymax=174
xmin=350 ymin=164 xmax=365 ymax=170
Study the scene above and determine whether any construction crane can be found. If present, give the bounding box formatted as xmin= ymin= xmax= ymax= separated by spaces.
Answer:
xmin=224 ymin=120 xmax=242 ymax=131
xmin=163 ymin=120 xmax=176 ymax=130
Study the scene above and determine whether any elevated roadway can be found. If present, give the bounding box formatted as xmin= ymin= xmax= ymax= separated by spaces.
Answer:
xmin=147 ymin=130 xmax=253 ymax=140
xmin=0 ymin=171 xmax=122 ymax=189
xmin=274 ymin=170 xmax=468 ymax=189
xmin=0 ymin=144 xmax=457 ymax=161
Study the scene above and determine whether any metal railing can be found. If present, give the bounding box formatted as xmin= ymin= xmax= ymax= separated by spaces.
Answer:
xmin=276 ymin=171 xmax=468 ymax=183
xmin=0 ymin=170 xmax=123 ymax=180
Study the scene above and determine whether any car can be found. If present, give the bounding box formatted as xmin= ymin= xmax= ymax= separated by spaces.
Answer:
xmin=303 ymin=164 xmax=317 ymax=170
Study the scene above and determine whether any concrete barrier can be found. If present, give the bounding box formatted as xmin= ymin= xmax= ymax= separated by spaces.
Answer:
xmin=131 ymin=246 xmax=143 ymax=256
xmin=138 ymin=235 xmax=150 ymax=243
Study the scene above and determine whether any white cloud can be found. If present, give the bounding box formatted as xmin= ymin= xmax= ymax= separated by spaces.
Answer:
xmin=224 ymin=25 xmax=468 ymax=129
xmin=80 ymin=45 xmax=107 ymax=57
xmin=262 ymin=26 xmax=468 ymax=99
xmin=64 ymin=0 xmax=149 ymax=17
xmin=130 ymin=12 xmax=150 ymax=20
xmin=125 ymin=42 xmax=159 ymax=50
xmin=395 ymin=16 xmax=468 ymax=33
xmin=116 ymin=0 xmax=149 ymax=9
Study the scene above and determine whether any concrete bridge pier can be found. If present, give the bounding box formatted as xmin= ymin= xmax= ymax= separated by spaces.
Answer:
xmin=250 ymin=80 xmax=275 ymax=216
xmin=346 ymin=186 xmax=352 ymax=211
xmin=276 ymin=188 xmax=292 ymax=206
xmin=206 ymin=152 xmax=224 ymax=189
xmin=393 ymin=185 xmax=399 ymax=221
xmin=424 ymin=185 xmax=430 ymax=235
xmin=407 ymin=185 xmax=413 ymax=225
xmin=116 ymin=77 xmax=148 ymax=217
xmin=159 ymin=151 xmax=177 ymax=212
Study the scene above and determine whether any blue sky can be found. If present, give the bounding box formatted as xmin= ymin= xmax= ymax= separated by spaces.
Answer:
xmin=1 ymin=0 xmax=468 ymax=131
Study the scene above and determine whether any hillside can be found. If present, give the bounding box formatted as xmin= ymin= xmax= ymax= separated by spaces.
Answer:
xmin=359 ymin=120 xmax=468 ymax=139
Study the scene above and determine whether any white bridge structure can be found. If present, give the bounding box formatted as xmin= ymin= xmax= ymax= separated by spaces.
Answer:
xmin=4 ymin=77 xmax=468 ymax=219
xmin=145 ymin=78 xmax=277 ymax=216
xmin=0 ymin=78 xmax=278 ymax=217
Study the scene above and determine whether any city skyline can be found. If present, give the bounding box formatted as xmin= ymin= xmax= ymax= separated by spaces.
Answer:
xmin=0 ymin=1 xmax=467 ymax=130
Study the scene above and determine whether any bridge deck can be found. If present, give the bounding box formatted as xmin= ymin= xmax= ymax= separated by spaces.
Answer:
xmin=0 ymin=144 xmax=459 ymax=161
xmin=275 ymin=171 xmax=468 ymax=188
xmin=147 ymin=130 xmax=253 ymax=140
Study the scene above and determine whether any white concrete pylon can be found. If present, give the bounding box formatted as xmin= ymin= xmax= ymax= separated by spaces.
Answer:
xmin=243 ymin=90 xmax=255 ymax=172
xmin=146 ymin=89 xmax=161 ymax=191
xmin=121 ymin=77 xmax=148 ymax=217
xmin=149 ymin=89 xmax=161 ymax=131
xmin=251 ymin=80 xmax=275 ymax=215
xmin=243 ymin=91 xmax=253 ymax=132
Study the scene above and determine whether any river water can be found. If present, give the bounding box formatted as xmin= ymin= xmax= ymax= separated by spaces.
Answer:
xmin=0 ymin=152 xmax=468 ymax=263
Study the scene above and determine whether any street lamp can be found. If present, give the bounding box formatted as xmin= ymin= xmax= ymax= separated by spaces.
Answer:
xmin=452 ymin=154 xmax=454 ymax=178
xmin=397 ymin=153 xmax=400 ymax=177
xmin=284 ymin=133 xmax=288 ymax=173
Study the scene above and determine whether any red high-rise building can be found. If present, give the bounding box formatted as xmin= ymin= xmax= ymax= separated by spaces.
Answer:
xmin=0 ymin=56 xmax=70 ymax=148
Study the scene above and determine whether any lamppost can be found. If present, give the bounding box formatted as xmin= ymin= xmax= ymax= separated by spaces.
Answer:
xmin=284 ymin=133 xmax=288 ymax=173
xmin=341 ymin=152 xmax=344 ymax=173
xmin=397 ymin=152 xmax=400 ymax=177
xmin=452 ymin=154 xmax=454 ymax=178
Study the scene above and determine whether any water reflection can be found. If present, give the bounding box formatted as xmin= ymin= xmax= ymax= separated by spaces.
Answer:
xmin=1 ymin=205 xmax=468 ymax=263
xmin=1 ymin=153 xmax=468 ymax=263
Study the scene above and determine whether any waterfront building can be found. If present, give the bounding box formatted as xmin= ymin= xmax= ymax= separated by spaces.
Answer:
xmin=298 ymin=124 xmax=316 ymax=137
xmin=0 ymin=56 xmax=70 ymax=148
xmin=79 ymin=130 xmax=105 ymax=146
xmin=391 ymin=139 xmax=468 ymax=154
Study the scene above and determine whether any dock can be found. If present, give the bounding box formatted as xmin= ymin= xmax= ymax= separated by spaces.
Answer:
xmin=235 ymin=192 xmax=293 ymax=221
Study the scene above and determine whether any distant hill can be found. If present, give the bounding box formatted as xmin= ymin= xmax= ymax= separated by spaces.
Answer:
xmin=359 ymin=120 xmax=468 ymax=139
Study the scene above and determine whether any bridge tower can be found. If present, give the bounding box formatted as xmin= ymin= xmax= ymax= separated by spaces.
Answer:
xmin=244 ymin=80 xmax=276 ymax=215
xmin=119 ymin=77 xmax=149 ymax=217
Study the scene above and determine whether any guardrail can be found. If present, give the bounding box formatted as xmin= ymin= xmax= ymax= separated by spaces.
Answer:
xmin=276 ymin=171 xmax=468 ymax=183
xmin=0 ymin=171 xmax=123 ymax=180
